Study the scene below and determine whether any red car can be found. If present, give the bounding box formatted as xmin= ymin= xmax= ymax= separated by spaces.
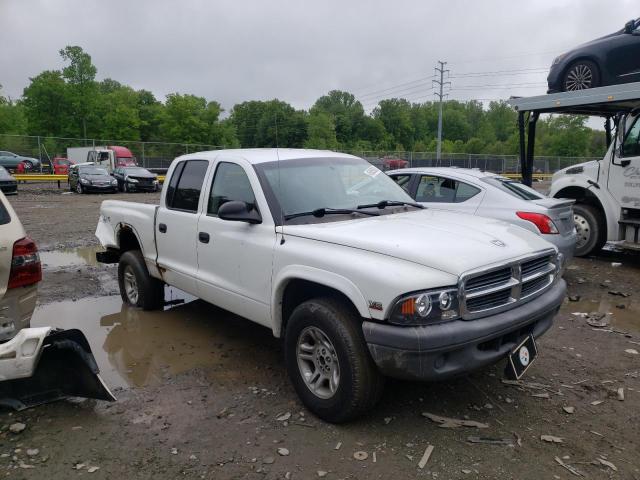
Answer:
xmin=52 ymin=157 xmax=74 ymax=175
xmin=382 ymin=158 xmax=409 ymax=170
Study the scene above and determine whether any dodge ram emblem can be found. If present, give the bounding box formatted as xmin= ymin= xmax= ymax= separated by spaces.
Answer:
xmin=491 ymin=239 xmax=506 ymax=247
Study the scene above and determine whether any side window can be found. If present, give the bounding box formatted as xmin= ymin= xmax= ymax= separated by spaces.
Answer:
xmin=390 ymin=174 xmax=412 ymax=193
xmin=416 ymin=175 xmax=456 ymax=202
xmin=166 ymin=160 xmax=209 ymax=212
xmin=454 ymin=182 xmax=481 ymax=203
xmin=208 ymin=162 xmax=256 ymax=215
xmin=415 ymin=175 xmax=480 ymax=203
xmin=622 ymin=117 xmax=640 ymax=157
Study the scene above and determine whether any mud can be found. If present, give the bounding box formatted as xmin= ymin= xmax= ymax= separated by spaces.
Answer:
xmin=1 ymin=186 xmax=640 ymax=479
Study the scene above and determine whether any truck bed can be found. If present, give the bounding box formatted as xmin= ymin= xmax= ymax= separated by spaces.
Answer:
xmin=95 ymin=200 xmax=159 ymax=269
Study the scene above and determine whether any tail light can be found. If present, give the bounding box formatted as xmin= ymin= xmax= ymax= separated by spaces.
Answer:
xmin=8 ymin=237 xmax=42 ymax=289
xmin=516 ymin=212 xmax=559 ymax=234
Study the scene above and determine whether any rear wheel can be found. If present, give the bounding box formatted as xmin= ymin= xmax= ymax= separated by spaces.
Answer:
xmin=573 ymin=204 xmax=606 ymax=257
xmin=563 ymin=60 xmax=600 ymax=91
xmin=117 ymin=250 xmax=164 ymax=310
xmin=284 ymin=297 xmax=384 ymax=423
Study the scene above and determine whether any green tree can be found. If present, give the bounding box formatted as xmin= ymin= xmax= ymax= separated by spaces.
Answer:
xmin=21 ymin=71 xmax=73 ymax=136
xmin=59 ymin=46 xmax=98 ymax=138
xmin=372 ymin=99 xmax=414 ymax=149
xmin=311 ymin=90 xmax=366 ymax=147
xmin=304 ymin=111 xmax=338 ymax=149
xmin=0 ymin=87 xmax=27 ymax=134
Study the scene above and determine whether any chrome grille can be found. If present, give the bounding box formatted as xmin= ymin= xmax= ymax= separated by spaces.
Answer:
xmin=459 ymin=250 xmax=557 ymax=320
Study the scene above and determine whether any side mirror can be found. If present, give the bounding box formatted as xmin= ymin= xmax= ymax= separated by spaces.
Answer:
xmin=218 ymin=200 xmax=262 ymax=224
xmin=624 ymin=19 xmax=636 ymax=34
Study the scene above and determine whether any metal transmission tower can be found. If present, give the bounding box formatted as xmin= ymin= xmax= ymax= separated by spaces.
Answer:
xmin=433 ymin=61 xmax=451 ymax=163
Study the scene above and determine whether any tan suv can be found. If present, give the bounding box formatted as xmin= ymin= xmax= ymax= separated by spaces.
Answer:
xmin=0 ymin=191 xmax=40 ymax=341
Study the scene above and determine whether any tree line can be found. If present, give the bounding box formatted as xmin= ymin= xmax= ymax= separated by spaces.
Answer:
xmin=0 ymin=46 xmax=607 ymax=157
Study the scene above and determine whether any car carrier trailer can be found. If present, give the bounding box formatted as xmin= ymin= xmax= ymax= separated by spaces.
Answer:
xmin=508 ymin=82 xmax=640 ymax=256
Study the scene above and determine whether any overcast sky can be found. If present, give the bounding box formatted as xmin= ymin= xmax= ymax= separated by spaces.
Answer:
xmin=0 ymin=0 xmax=637 ymax=113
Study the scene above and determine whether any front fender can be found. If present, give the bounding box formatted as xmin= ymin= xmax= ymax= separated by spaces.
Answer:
xmin=271 ymin=265 xmax=370 ymax=338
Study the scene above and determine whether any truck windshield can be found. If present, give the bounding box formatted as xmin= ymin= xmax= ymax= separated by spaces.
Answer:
xmin=255 ymin=157 xmax=414 ymax=217
xmin=482 ymin=176 xmax=544 ymax=200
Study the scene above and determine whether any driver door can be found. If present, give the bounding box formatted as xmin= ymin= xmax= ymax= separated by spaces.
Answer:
xmin=608 ymin=115 xmax=640 ymax=208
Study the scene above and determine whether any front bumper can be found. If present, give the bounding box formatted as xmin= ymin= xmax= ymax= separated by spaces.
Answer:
xmin=362 ymin=279 xmax=566 ymax=381
xmin=547 ymin=66 xmax=562 ymax=93
xmin=127 ymin=183 xmax=157 ymax=192
xmin=84 ymin=184 xmax=117 ymax=192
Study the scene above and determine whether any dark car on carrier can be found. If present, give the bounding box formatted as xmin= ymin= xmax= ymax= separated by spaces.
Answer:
xmin=111 ymin=166 xmax=159 ymax=192
xmin=548 ymin=17 xmax=640 ymax=92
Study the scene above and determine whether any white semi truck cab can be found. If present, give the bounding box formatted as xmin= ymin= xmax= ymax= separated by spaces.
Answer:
xmin=509 ymin=82 xmax=640 ymax=256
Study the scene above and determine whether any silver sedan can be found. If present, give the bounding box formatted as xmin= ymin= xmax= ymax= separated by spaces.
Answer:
xmin=386 ymin=167 xmax=577 ymax=260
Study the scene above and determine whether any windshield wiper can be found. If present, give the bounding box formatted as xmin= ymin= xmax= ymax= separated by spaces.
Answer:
xmin=356 ymin=200 xmax=425 ymax=210
xmin=284 ymin=207 xmax=381 ymax=221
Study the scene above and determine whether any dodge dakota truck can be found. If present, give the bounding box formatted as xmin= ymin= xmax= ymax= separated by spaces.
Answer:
xmin=96 ymin=149 xmax=566 ymax=422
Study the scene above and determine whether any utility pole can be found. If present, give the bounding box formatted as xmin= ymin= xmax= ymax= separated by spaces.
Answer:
xmin=433 ymin=61 xmax=450 ymax=163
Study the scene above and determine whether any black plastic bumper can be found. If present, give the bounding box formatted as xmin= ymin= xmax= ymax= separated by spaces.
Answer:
xmin=362 ymin=280 xmax=566 ymax=381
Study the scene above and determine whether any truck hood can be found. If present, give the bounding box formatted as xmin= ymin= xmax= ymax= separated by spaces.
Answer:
xmin=284 ymin=209 xmax=556 ymax=276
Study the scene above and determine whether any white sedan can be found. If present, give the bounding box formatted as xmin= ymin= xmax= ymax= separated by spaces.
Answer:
xmin=386 ymin=167 xmax=577 ymax=260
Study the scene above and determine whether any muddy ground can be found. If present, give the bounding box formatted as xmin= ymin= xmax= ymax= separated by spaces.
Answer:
xmin=1 ymin=183 xmax=639 ymax=479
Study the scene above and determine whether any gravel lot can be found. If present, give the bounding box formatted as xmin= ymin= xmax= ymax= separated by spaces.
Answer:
xmin=0 ymin=183 xmax=639 ymax=479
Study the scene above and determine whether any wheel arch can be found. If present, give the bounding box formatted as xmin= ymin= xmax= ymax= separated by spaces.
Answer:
xmin=553 ymin=185 xmax=615 ymax=239
xmin=116 ymin=223 xmax=144 ymax=255
xmin=560 ymin=55 xmax=603 ymax=87
xmin=272 ymin=267 xmax=370 ymax=338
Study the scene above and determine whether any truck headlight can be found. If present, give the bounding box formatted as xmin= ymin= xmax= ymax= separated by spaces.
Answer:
xmin=389 ymin=288 xmax=459 ymax=325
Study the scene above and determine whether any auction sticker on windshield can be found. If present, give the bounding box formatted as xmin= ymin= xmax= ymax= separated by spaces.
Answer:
xmin=506 ymin=335 xmax=538 ymax=379
xmin=364 ymin=165 xmax=382 ymax=178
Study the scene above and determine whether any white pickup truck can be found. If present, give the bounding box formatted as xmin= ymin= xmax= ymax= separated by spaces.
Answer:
xmin=96 ymin=149 xmax=566 ymax=422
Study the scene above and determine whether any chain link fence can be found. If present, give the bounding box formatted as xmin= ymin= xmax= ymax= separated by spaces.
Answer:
xmin=0 ymin=134 xmax=599 ymax=174
xmin=352 ymin=151 xmax=601 ymax=174
xmin=0 ymin=134 xmax=223 ymax=172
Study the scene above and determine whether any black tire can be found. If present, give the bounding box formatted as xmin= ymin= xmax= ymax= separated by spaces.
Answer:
xmin=573 ymin=204 xmax=606 ymax=257
xmin=284 ymin=297 xmax=384 ymax=423
xmin=75 ymin=183 xmax=84 ymax=194
xmin=562 ymin=60 xmax=600 ymax=91
xmin=117 ymin=250 xmax=164 ymax=310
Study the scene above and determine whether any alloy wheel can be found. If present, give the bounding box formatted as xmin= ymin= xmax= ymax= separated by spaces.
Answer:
xmin=565 ymin=64 xmax=593 ymax=91
xmin=123 ymin=265 xmax=139 ymax=304
xmin=296 ymin=326 xmax=340 ymax=399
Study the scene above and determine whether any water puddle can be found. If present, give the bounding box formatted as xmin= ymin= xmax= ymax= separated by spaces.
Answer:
xmin=562 ymin=295 xmax=640 ymax=334
xmin=40 ymin=246 xmax=104 ymax=269
xmin=31 ymin=288 xmax=276 ymax=390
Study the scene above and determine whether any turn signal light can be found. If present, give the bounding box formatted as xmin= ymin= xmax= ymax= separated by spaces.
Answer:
xmin=516 ymin=212 xmax=559 ymax=235
xmin=400 ymin=298 xmax=415 ymax=316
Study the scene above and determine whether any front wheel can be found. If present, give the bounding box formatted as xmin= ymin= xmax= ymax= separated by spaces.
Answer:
xmin=76 ymin=183 xmax=84 ymax=194
xmin=563 ymin=60 xmax=600 ymax=91
xmin=573 ymin=204 xmax=606 ymax=257
xmin=117 ymin=250 xmax=165 ymax=310
xmin=284 ymin=297 xmax=384 ymax=423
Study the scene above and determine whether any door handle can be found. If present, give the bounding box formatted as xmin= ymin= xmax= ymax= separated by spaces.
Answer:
xmin=198 ymin=232 xmax=210 ymax=243
xmin=158 ymin=223 xmax=167 ymax=233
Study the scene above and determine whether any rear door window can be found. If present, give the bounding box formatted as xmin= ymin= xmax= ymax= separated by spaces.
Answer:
xmin=166 ymin=160 xmax=209 ymax=212
xmin=416 ymin=175 xmax=480 ymax=203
